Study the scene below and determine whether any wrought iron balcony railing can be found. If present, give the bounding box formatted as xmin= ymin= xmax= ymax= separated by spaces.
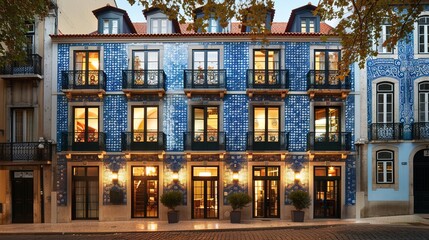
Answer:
xmin=61 ymin=132 xmax=106 ymax=151
xmin=183 ymin=69 xmax=226 ymax=89
xmin=0 ymin=54 xmax=42 ymax=75
xmin=412 ymin=122 xmax=429 ymax=140
xmin=121 ymin=132 xmax=166 ymax=151
xmin=62 ymin=70 xmax=106 ymax=90
xmin=307 ymin=70 xmax=351 ymax=90
xmin=122 ymin=70 xmax=166 ymax=89
xmin=0 ymin=142 xmax=52 ymax=162
xmin=307 ymin=132 xmax=351 ymax=151
xmin=184 ymin=131 xmax=225 ymax=151
xmin=369 ymin=123 xmax=403 ymax=141
xmin=247 ymin=69 xmax=289 ymax=89
xmin=247 ymin=131 xmax=289 ymax=151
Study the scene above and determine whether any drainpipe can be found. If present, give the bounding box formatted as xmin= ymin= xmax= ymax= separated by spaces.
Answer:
xmin=40 ymin=164 xmax=44 ymax=223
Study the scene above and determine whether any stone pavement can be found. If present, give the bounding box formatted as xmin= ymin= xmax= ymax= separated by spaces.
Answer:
xmin=0 ymin=214 xmax=428 ymax=235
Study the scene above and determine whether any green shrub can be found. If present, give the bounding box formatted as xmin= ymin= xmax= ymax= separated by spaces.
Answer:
xmin=227 ymin=192 xmax=252 ymax=211
xmin=289 ymin=190 xmax=311 ymax=211
xmin=160 ymin=191 xmax=183 ymax=211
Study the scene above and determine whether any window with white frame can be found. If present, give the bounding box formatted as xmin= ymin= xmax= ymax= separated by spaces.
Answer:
xmin=418 ymin=16 xmax=429 ymax=53
xmin=376 ymin=82 xmax=394 ymax=123
xmin=103 ymin=19 xmax=119 ymax=34
xmin=151 ymin=18 xmax=168 ymax=34
xmin=378 ymin=24 xmax=393 ymax=54
xmin=419 ymin=81 xmax=429 ymax=122
xmin=376 ymin=150 xmax=394 ymax=184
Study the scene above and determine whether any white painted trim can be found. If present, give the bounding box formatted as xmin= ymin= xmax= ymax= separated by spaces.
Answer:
xmin=371 ymin=77 xmax=400 ymax=123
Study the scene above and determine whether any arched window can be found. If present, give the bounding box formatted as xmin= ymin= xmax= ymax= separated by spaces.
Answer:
xmin=376 ymin=150 xmax=394 ymax=184
xmin=376 ymin=82 xmax=394 ymax=123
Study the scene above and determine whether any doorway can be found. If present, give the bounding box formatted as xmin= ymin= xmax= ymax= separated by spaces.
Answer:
xmin=12 ymin=171 xmax=34 ymax=223
xmin=132 ymin=166 xmax=159 ymax=218
xmin=414 ymin=149 xmax=429 ymax=213
xmin=253 ymin=166 xmax=280 ymax=218
xmin=72 ymin=166 xmax=99 ymax=220
xmin=313 ymin=166 xmax=341 ymax=218
xmin=192 ymin=166 xmax=219 ymax=219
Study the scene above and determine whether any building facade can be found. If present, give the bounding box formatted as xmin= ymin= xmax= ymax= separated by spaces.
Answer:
xmin=49 ymin=4 xmax=357 ymax=223
xmin=0 ymin=0 xmax=116 ymax=224
xmin=356 ymin=7 xmax=429 ymax=217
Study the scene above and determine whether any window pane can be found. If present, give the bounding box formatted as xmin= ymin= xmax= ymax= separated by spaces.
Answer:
xmin=87 ymin=167 xmax=99 ymax=176
xmin=75 ymin=52 xmax=86 ymax=70
xmin=315 ymin=51 xmax=325 ymax=70
xmin=254 ymin=50 xmax=266 ymax=70
xmin=207 ymin=51 xmax=218 ymax=69
xmin=133 ymin=51 xmax=145 ymax=70
xmin=111 ymin=20 xmax=118 ymax=34
xmin=193 ymin=51 xmax=205 ymax=69
xmin=161 ymin=19 xmax=167 ymax=33
xmin=103 ymin=20 xmax=109 ymax=34
xmin=88 ymin=52 xmax=99 ymax=71
xmin=133 ymin=107 xmax=144 ymax=132
xmin=267 ymin=167 xmax=279 ymax=176
xmin=301 ymin=19 xmax=306 ymax=32
xmin=254 ymin=167 xmax=266 ymax=176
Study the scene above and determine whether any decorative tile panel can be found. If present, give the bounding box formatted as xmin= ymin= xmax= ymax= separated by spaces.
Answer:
xmin=285 ymin=95 xmax=310 ymax=152
xmin=224 ymin=94 xmax=248 ymax=151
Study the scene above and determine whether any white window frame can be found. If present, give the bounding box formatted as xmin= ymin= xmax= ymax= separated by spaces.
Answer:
xmin=414 ymin=12 xmax=429 ymax=58
xmin=151 ymin=18 xmax=168 ymax=34
xmin=371 ymin=78 xmax=399 ymax=124
xmin=376 ymin=82 xmax=394 ymax=123
xmin=102 ymin=19 xmax=119 ymax=34
xmin=378 ymin=24 xmax=394 ymax=54
xmin=376 ymin=150 xmax=394 ymax=184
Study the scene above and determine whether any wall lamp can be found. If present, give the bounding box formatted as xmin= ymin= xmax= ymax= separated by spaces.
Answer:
xmin=112 ymin=171 xmax=118 ymax=184
xmin=232 ymin=171 xmax=239 ymax=182
xmin=294 ymin=171 xmax=301 ymax=183
xmin=172 ymin=171 xmax=179 ymax=183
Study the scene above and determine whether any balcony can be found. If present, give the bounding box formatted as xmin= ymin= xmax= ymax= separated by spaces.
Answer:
xmin=307 ymin=132 xmax=351 ymax=151
xmin=184 ymin=131 xmax=225 ymax=151
xmin=0 ymin=142 xmax=52 ymax=163
xmin=0 ymin=54 xmax=42 ymax=79
xmin=247 ymin=132 xmax=289 ymax=151
xmin=61 ymin=132 xmax=106 ymax=152
xmin=307 ymin=70 xmax=351 ymax=99
xmin=121 ymin=132 xmax=166 ymax=151
xmin=122 ymin=70 xmax=166 ymax=98
xmin=246 ymin=69 xmax=289 ymax=98
xmin=61 ymin=70 xmax=107 ymax=99
xmin=183 ymin=69 xmax=226 ymax=98
xmin=412 ymin=122 xmax=429 ymax=140
xmin=369 ymin=123 xmax=403 ymax=141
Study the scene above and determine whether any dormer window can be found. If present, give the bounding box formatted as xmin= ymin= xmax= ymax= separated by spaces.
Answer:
xmin=103 ymin=19 xmax=119 ymax=34
xmin=301 ymin=18 xmax=315 ymax=33
xmin=151 ymin=18 xmax=168 ymax=34
xmin=208 ymin=18 xmax=218 ymax=33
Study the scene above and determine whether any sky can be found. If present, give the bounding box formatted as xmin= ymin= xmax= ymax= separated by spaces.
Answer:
xmin=116 ymin=0 xmax=320 ymax=23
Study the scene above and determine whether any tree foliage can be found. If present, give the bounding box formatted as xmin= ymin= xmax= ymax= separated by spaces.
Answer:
xmin=315 ymin=0 xmax=424 ymax=76
xmin=0 ymin=0 xmax=51 ymax=66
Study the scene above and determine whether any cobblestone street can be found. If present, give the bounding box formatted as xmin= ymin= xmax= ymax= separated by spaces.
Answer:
xmin=2 ymin=224 xmax=429 ymax=240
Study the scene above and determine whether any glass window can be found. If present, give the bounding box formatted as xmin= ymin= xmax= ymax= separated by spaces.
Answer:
xmin=314 ymin=107 xmax=340 ymax=143
xmin=378 ymin=24 xmax=393 ymax=53
xmin=254 ymin=106 xmax=279 ymax=143
xmin=102 ymin=19 xmax=119 ymax=34
xmin=253 ymin=50 xmax=280 ymax=85
xmin=73 ymin=107 xmax=99 ymax=143
xmin=193 ymin=106 xmax=219 ymax=142
xmin=11 ymin=108 xmax=34 ymax=142
xmin=132 ymin=50 xmax=159 ymax=85
xmin=74 ymin=51 xmax=100 ymax=86
xmin=300 ymin=18 xmax=316 ymax=33
xmin=376 ymin=150 xmax=394 ymax=183
xmin=132 ymin=106 xmax=158 ymax=142
xmin=419 ymin=82 xmax=429 ymax=122
xmin=25 ymin=22 xmax=35 ymax=55
xmin=208 ymin=18 xmax=218 ymax=33
xmin=376 ymin=82 xmax=394 ymax=123
xmin=192 ymin=50 xmax=219 ymax=85
xmin=419 ymin=16 xmax=429 ymax=53
xmin=151 ymin=19 xmax=168 ymax=34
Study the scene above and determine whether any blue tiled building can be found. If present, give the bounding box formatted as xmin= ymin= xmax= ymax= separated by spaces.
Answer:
xmin=356 ymin=6 xmax=429 ymax=217
xmin=51 ymin=4 xmax=357 ymax=222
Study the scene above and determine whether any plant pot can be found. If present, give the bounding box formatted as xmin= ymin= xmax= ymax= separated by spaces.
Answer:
xmin=230 ymin=210 xmax=241 ymax=223
xmin=167 ymin=210 xmax=180 ymax=223
xmin=291 ymin=210 xmax=305 ymax=222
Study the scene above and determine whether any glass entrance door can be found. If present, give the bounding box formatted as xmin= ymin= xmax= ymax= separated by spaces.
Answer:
xmin=253 ymin=166 xmax=280 ymax=218
xmin=132 ymin=166 xmax=159 ymax=218
xmin=414 ymin=149 xmax=429 ymax=213
xmin=192 ymin=167 xmax=219 ymax=219
xmin=72 ymin=167 xmax=99 ymax=220
xmin=314 ymin=166 xmax=341 ymax=218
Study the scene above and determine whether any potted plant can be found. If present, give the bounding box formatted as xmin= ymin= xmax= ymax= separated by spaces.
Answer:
xmin=160 ymin=190 xmax=183 ymax=223
xmin=289 ymin=190 xmax=311 ymax=222
xmin=226 ymin=192 xmax=251 ymax=223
